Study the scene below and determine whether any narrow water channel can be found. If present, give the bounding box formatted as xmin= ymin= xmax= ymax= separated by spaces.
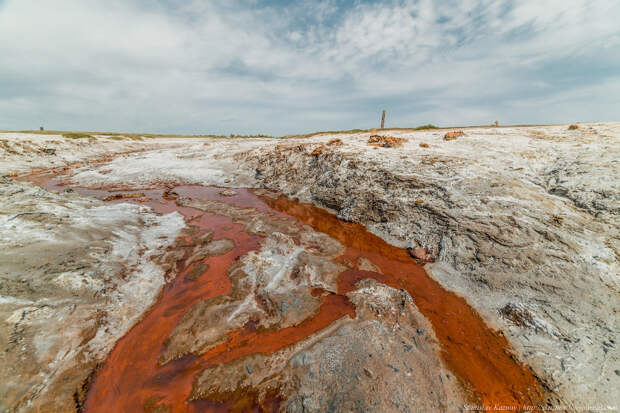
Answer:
xmin=20 ymin=167 xmax=545 ymax=412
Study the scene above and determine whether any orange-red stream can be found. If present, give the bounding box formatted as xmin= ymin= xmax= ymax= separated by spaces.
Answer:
xmin=260 ymin=195 xmax=545 ymax=409
xmin=19 ymin=168 xmax=544 ymax=412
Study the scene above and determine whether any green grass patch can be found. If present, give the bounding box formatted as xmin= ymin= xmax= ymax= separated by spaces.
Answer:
xmin=412 ymin=124 xmax=439 ymax=130
xmin=63 ymin=132 xmax=94 ymax=140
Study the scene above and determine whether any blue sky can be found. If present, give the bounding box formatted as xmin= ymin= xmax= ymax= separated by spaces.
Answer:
xmin=1 ymin=0 xmax=619 ymax=135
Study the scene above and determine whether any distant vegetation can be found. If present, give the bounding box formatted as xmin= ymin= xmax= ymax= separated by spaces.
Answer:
xmin=228 ymin=134 xmax=275 ymax=139
xmin=62 ymin=132 xmax=94 ymax=140
xmin=285 ymin=124 xmax=442 ymax=139
xmin=4 ymin=122 xmax=582 ymax=141
xmin=412 ymin=124 xmax=439 ymax=130
xmin=105 ymin=135 xmax=144 ymax=141
xmin=12 ymin=130 xmax=273 ymax=140
xmin=8 ymin=124 xmax=440 ymax=140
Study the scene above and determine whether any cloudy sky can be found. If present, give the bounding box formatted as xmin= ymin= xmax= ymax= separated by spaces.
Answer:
xmin=1 ymin=0 xmax=619 ymax=135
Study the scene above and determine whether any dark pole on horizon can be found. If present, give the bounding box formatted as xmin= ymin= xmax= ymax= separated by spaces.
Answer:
xmin=381 ymin=109 xmax=386 ymax=129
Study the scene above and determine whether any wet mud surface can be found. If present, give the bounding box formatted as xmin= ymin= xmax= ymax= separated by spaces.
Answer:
xmin=259 ymin=195 xmax=545 ymax=408
xmin=19 ymin=166 xmax=545 ymax=412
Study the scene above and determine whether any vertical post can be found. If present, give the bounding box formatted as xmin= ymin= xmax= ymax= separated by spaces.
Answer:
xmin=381 ymin=109 xmax=386 ymax=129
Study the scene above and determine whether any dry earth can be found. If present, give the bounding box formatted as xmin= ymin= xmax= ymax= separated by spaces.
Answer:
xmin=1 ymin=124 xmax=618 ymax=412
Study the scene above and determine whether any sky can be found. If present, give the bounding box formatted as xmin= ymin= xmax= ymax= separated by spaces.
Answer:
xmin=0 ymin=0 xmax=619 ymax=136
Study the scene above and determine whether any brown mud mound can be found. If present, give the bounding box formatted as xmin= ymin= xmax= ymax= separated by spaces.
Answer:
xmin=310 ymin=145 xmax=327 ymax=156
xmin=367 ymin=134 xmax=408 ymax=147
xmin=443 ymin=131 xmax=465 ymax=140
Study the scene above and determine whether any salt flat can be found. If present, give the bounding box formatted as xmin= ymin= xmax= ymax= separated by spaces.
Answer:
xmin=1 ymin=123 xmax=618 ymax=411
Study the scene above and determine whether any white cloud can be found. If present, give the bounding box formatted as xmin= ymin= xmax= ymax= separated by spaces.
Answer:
xmin=0 ymin=0 xmax=618 ymax=134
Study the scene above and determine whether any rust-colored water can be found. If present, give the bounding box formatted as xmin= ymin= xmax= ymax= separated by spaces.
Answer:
xmin=260 ymin=195 xmax=545 ymax=408
xmin=19 ymin=168 xmax=544 ymax=412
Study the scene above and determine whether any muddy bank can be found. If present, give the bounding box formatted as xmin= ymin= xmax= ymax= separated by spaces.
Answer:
xmin=0 ymin=177 xmax=184 ymax=412
xmin=5 ymin=172 xmax=543 ymax=412
xmin=236 ymin=124 xmax=620 ymax=409
xmin=4 ymin=176 xmax=475 ymax=412
xmin=0 ymin=132 xmax=198 ymax=176
xmin=1 ymin=124 xmax=618 ymax=411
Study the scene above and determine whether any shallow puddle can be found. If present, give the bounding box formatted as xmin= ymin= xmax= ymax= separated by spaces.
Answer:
xmin=19 ymin=168 xmax=545 ymax=412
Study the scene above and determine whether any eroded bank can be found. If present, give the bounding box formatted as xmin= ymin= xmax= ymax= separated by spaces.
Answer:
xmin=17 ymin=166 xmax=547 ymax=412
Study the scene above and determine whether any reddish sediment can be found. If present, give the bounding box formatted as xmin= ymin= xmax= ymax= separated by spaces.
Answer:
xmin=259 ymin=194 xmax=545 ymax=408
xmin=18 ymin=167 xmax=544 ymax=412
